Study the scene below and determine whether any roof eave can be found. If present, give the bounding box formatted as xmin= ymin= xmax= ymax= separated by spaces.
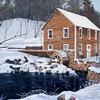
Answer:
xmin=42 ymin=9 xmax=57 ymax=30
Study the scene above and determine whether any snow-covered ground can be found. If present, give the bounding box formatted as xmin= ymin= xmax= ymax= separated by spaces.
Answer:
xmin=15 ymin=94 xmax=57 ymax=100
xmin=12 ymin=83 xmax=100 ymax=100
xmin=0 ymin=18 xmax=44 ymax=48
xmin=89 ymin=66 xmax=100 ymax=73
xmin=85 ymin=56 xmax=100 ymax=63
xmin=59 ymin=83 xmax=100 ymax=100
xmin=74 ymin=83 xmax=100 ymax=100
xmin=0 ymin=49 xmax=76 ymax=74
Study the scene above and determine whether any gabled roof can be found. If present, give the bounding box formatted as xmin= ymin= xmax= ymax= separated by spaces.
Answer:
xmin=57 ymin=8 xmax=100 ymax=31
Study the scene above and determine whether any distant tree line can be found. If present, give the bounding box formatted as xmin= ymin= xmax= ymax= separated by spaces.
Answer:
xmin=0 ymin=0 xmax=65 ymax=21
xmin=0 ymin=0 xmax=100 ymax=28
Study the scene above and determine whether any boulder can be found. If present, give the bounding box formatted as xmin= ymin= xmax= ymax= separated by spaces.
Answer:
xmin=69 ymin=96 xmax=75 ymax=100
xmin=57 ymin=94 xmax=65 ymax=100
xmin=57 ymin=94 xmax=75 ymax=100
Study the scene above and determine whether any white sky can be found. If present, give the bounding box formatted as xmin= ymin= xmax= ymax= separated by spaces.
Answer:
xmin=92 ymin=0 xmax=100 ymax=12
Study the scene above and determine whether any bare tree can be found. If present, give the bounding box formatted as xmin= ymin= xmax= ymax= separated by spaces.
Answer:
xmin=62 ymin=0 xmax=82 ymax=14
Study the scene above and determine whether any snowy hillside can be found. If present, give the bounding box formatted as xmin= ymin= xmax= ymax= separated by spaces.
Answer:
xmin=0 ymin=18 xmax=44 ymax=48
xmin=15 ymin=83 xmax=100 ymax=100
xmin=0 ymin=0 xmax=15 ymax=7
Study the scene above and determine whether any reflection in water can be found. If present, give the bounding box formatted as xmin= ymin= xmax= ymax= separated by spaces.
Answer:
xmin=0 ymin=71 xmax=87 ymax=99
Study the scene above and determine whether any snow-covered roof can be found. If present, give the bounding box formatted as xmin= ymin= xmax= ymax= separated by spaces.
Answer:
xmin=57 ymin=8 xmax=100 ymax=31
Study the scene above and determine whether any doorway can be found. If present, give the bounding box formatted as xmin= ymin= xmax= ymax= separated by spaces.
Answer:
xmin=86 ymin=44 xmax=91 ymax=58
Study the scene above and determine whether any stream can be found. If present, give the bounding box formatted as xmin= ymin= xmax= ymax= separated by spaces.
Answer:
xmin=0 ymin=71 xmax=88 ymax=99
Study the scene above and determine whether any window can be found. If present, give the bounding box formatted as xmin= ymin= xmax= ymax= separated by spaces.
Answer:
xmin=63 ymin=28 xmax=69 ymax=38
xmin=87 ymin=29 xmax=91 ymax=40
xmin=95 ymin=30 xmax=97 ymax=40
xmin=79 ymin=27 xmax=82 ymax=38
xmin=48 ymin=44 xmax=53 ymax=50
xmin=78 ymin=44 xmax=82 ymax=53
xmin=63 ymin=44 xmax=69 ymax=50
xmin=48 ymin=29 xmax=53 ymax=39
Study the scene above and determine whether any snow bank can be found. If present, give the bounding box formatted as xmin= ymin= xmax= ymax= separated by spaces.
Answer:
xmin=15 ymin=94 xmax=57 ymax=100
xmin=75 ymin=83 xmax=100 ymax=100
xmin=0 ymin=50 xmax=75 ymax=74
xmin=59 ymin=83 xmax=100 ymax=100
xmin=13 ymin=83 xmax=100 ymax=100
xmin=54 ymin=83 xmax=100 ymax=100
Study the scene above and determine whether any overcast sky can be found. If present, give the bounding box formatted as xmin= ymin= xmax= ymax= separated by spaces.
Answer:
xmin=92 ymin=0 xmax=100 ymax=12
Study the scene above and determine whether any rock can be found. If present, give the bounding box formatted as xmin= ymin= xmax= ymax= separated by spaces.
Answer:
xmin=24 ymin=56 xmax=28 ymax=63
xmin=38 ymin=66 xmax=43 ymax=72
xmin=57 ymin=94 xmax=76 ymax=100
xmin=9 ymin=66 xmax=20 ymax=73
xmin=69 ymin=96 xmax=75 ymax=100
xmin=57 ymin=94 xmax=65 ymax=100
xmin=5 ymin=59 xmax=15 ymax=64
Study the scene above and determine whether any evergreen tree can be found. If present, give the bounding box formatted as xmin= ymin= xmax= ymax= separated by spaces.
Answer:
xmin=82 ymin=0 xmax=100 ymax=28
xmin=82 ymin=0 xmax=93 ymax=20
xmin=95 ymin=11 xmax=100 ymax=28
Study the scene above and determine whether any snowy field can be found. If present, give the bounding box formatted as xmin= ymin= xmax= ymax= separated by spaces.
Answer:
xmin=0 ymin=49 xmax=76 ymax=74
xmin=0 ymin=18 xmax=44 ymax=48
xmin=12 ymin=83 xmax=100 ymax=100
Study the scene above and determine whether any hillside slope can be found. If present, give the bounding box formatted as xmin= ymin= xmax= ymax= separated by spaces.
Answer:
xmin=0 ymin=18 xmax=44 ymax=48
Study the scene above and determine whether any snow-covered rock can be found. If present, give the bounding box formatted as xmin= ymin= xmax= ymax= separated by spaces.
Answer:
xmin=0 ymin=49 xmax=75 ymax=74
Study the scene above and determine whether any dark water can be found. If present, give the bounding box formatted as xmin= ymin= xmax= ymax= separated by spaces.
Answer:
xmin=0 ymin=71 xmax=88 ymax=100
